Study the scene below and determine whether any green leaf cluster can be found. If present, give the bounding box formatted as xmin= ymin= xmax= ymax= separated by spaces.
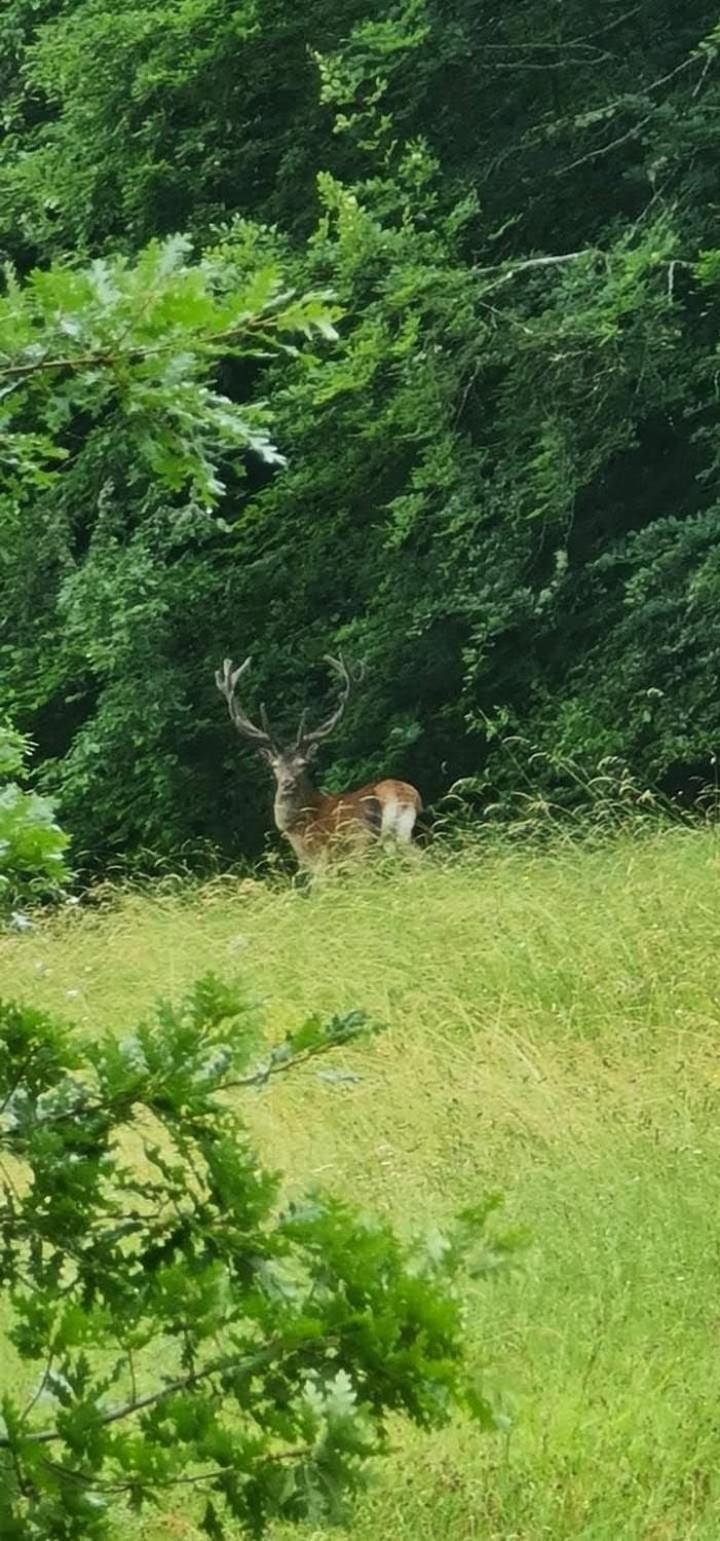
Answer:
xmin=0 ymin=976 xmax=511 ymax=1537
xmin=0 ymin=723 xmax=68 ymax=912
xmin=1 ymin=233 xmax=337 ymax=507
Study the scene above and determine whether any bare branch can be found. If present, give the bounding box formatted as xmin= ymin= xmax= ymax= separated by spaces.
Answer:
xmin=474 ymin=249 xmax=601 ymax=278
xmin=555 ymin=50 xmax=704 ymax=178
xmin=692 ymin=47 xmax=716 ymax=99
xmin=567 ymin=5 xmax=644 ymax=46
xmin=557 ymin=110 xmax=655 ymax=177
xmin=480 ymin=6 xmax=643 ymax=50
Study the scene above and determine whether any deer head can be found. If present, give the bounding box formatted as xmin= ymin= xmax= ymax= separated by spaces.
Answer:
xmin=215 ymin=653 xmax=354 ymax=799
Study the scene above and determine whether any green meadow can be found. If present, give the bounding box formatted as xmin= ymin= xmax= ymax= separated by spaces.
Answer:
xmin=3 ymin=829 xmax=720 ymax=1539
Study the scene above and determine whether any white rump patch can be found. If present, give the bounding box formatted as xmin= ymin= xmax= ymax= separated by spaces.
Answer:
xmin=381 ymin=799 xmax=417 ymax=843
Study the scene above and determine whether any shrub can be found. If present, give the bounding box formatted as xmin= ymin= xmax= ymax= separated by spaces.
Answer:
xmin=0 ymin=974 xmax=515 ymax=1539
xmin=0 ymin=724 xmax=69 ymax=916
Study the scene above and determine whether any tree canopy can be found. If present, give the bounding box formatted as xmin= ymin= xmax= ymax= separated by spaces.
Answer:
xmin=1 ymin=0 xmax=720 ymax=864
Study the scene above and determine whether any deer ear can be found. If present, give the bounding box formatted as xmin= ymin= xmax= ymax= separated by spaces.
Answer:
xmin=305 ymin=741 xmax=320 ymax=761
xmin=258 ymin=746 xmax=275 ymax=765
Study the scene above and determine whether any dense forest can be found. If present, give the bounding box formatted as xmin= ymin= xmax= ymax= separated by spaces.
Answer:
xmin=2 ymin=0 xmax=720 ymax=869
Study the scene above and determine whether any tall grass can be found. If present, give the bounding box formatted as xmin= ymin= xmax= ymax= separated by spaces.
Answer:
xmin=3 ymin=826 xmax=720 ymax=1538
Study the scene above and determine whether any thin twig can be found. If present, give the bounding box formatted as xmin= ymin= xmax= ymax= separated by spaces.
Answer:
xmin=223 ymin=1030 xmax=368 ymax=1091
xmin=9 ymin=1030 xmax=365 ymax=1130
xmin=474 ymin=248 xmax=600 ymax=276
xmin=482 ymin=58 xmax=606 ymax=72
xmin=19 ymin=1353 xmax=55 ymax=1428
xmin=638 ymin=51 xmax=701 ymax=98
xmin=40 ymin=1442 xmax=314 ymax=1494
xmin=557 ymin=110 xmax=655 ymax=176
xmin=563 ymin=5 xmax=644 ymax=47
xmin=127 ymin=1347 xmax=137 ymax=1410
xmin=0 ymin=1052 xmax=36 ymax=1115
xmin=692 ymin=48 xmax=716 ymax=98
xmin=453 ymin=359 xmax=482 ymax=425
xmin=0 ymin=310 xmax=300 ymax=386
xmin=556 ymin=51 xmax=702 ymax=178
xmin=475 ymin=6 xmax=643 ymax=51
xmin=0 ymin=1342 xmax=282 ymax=1449
xmin=473 ymin=250 xmax=603 ymax=289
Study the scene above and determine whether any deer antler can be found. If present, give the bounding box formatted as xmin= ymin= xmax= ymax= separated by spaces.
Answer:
xmin=297 ymin=653 xmax=358 ymax=750
xmin=215 ymin=657 xmax=277 ymax=749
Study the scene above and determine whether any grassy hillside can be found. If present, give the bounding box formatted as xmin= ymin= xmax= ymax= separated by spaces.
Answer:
xmin=3 ymin=829 xmax=720 ymax=1539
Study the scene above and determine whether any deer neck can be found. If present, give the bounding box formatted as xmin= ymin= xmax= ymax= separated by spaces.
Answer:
xmin=273 ymin=774 xmax=322 ymax=832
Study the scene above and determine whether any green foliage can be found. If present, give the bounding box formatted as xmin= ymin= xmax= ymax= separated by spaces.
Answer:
xmin=0 ymin=974 xmax=512 ymax=1538
xmin=0 ymin=723 xmax=68 ymax=912
xmin=0 ymin=231 xmax=337 ymax=507
xmin=0 ymin=0 xmax=372 ymax=259
xmin=2 ymin=0 xmax=720 ymax=863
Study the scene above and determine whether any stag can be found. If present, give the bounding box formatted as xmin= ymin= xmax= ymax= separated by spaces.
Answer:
xmin=215 ymin=654 xmax=422 ymax=867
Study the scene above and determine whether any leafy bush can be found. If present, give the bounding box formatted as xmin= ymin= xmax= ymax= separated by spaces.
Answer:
xmin=0 ymin=724 xmax=69 ymax=914
xmin=0 ymin=974 xmax=515 ymax=1539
